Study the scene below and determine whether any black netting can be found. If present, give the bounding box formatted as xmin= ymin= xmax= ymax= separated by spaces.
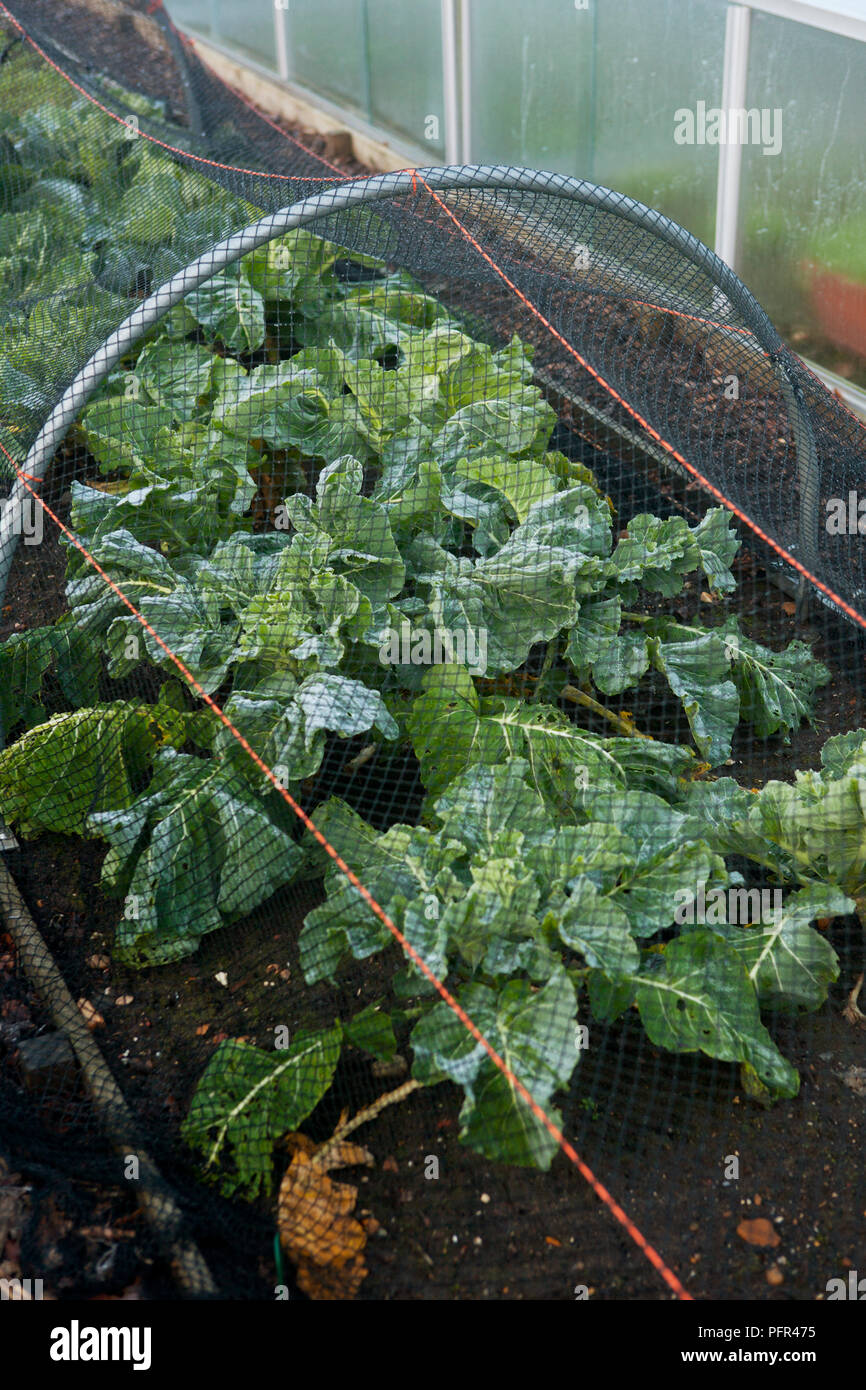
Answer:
xmin=0 ymin=0 xmax=865 ymax=1305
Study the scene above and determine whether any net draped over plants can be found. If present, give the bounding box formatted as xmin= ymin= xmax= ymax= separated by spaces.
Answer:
xmin=0 ymin=0 xmax=865 ymax=1302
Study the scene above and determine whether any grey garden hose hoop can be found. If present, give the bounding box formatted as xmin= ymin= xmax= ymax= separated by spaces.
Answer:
xmin=0 ymin=164 xmax=820 ymax=660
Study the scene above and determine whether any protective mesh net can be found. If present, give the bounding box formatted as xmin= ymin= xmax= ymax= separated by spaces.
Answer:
xmin=0 ymin=0 xmax=865 ymax=1303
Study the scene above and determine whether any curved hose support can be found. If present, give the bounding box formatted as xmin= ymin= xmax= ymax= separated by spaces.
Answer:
xmin=0 ymin=164 xmax=816 ymax=627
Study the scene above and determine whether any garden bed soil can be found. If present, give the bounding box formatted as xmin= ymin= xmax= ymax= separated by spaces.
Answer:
xmin=2 ymin=828 xmax=865 ymax=1301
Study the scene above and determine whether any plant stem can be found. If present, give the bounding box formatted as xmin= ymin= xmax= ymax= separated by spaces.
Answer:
xmin=313 ymin=1078 xmax=421 ymax=1169
xmin=559 ymin=683 xmax=648 ymax=737
xmin=531 ymin=634 xmax=559 ymax=704
xmin=619 ymin=611 xmax=654 ymax=624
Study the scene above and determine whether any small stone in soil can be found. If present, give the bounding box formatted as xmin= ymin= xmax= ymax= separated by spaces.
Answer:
xmin=17 ymin=1032 xmax=77 ymax=1090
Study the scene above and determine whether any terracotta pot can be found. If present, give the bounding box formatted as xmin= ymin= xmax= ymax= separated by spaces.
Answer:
xmin=805 ymin=262 xmax=866 ymax=359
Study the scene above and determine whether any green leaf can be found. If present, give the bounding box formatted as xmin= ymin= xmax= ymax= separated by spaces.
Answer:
xmin=343 ymin=1004 xmax=397 ymax=1061
xmin=431 ymin=758 xmax=550 ymax=856
xmin=633 ymin=933 xmax=799 ymax=1097
xmin=453 ymin=452 xmax=560 ymax=522
xmin=342 ymin=356 xmax=440 ymax=443
xmin=411 ymin=972 xmax=579 ymax=1168
xmin=184 ymin=265 xmax=266 ymax=354
xmin=434 ymin=397 xmax=557 ymax=464
xmin=182 ymin=1027 xmax=342 ymax=1199
xmin=215 ymin=673 xmax=398 ymax=790
xmin=591 ymin=630 xmax=650 ymax=695
xmin=692 ymin=508 xmax=739 ymax=594
xmin=78 ymin=396 xmax=176 ymax=473
xmin=612 ymin=514 xmax=701 ymax=596
xmin=574 ymin=788 xmax=728 ymax=936
xmin=549 ymin=879 xmax=641 ymax=975
xmin=723 ymin=621 xmax=830 ymax=741
xmin=703 ymin=884 xmax=847 ymax=1012
xmin=565 ymin=595 xmax=621 ymax=672
xmin=408 ymin=665 xmax=626 ymax=807
xmin=0 ymin=702 xmax=174 ymax=836
xmin=90 ymin=748 xmax=305 ymax=967
xmin=440 ymin=853 xmax=553 ymax=979
xmin=0 ymin=627 xmax=54 ymax=735
xmin=650 ymin=626 xmax=740 ymax=763
xmin=286 ymin=457 xmax=405 ymax=606
xmin=134 ymin=339 xmax=217 ymax=421
xmin=743 ymin=769 xmax=866 ymax=904
xmin=299 ymin=823 xmax=465 ymax=985
xmin=676 ymin=779 xmax=791 ymax=874
xmin=412 ymin=520 xmax=586 ymax=674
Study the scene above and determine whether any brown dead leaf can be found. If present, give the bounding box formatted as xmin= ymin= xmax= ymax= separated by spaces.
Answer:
xmin=766 ymin=1265 xmax=784 ymax=1286
xmin=737 ymin=1217 xmax=780 ymax=1248
xmin=782 ymin=601 xmax=796 ymax=616
xmin=77 ymin=998 xmax=104 ymax=1030
xmin=278 ymin=1138 xmax=369 ymax=1300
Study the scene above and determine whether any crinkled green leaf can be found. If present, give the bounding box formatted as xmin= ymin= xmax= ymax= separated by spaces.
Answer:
xmin=0 ymin=700 xmax=182 ymax=836
xmin=692 ymin=508 xmax=740 ymax=594
xmin=299 ymin=823 xmax=465 ymax=985
xmin=91 ymin=748 xmax=305 ymax=967
xmin=452 ymin=452 xmax=561 ymax=522
xmin=548 ymin=879 xmax=641 ymax=975
xmin=650 ymin=626 xmax=739 ymax=762
xmin=722 ymin=620 xmax=830 ymax=741
xmin=633 ymin=932 xmax=799 ymax=1097
xmin=701 ymin=883 xmax=847 ymax=1012
xmin=612 ymin=514 xmax=700 ymax=596
xmin=411 ymin=971 xmax=579 ymax=1168
xmin=184 ymin=264 xmax=266 ymax=354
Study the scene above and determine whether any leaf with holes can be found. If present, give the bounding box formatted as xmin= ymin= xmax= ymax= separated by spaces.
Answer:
xmin=182 ymin=1027 xmax=341 ymax=1199
xmin=410 ymin=970 xmax=579 ymax=1168
xmin=633 ymin=932 xmax=799 ymax=1097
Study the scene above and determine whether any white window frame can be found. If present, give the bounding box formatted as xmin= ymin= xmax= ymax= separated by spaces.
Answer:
xmin=714 ymin=0 xmax=866 ymax=417
xmin=741 ymin=1 xmax=866 ymax=44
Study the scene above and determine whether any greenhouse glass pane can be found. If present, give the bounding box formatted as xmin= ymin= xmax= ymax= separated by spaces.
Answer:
xmin=165 ymin=0 xmax=220 ymax=42
xmin=211 ymin=0 xmax=280 ymax=72
xmin=284 ymin=0 xmax=368 ymax=115
xmin=367 ymin=0 xmax=444 ymax=154
xmin=738 ymin=13 xmax=866 ymax=389
xmin=466 ymin=0 xmax=724 ymax=247
xmin=466 ymin=0 xmax=594 ymax=176
xmin=591 ymin=0 xmax=725 ymax=249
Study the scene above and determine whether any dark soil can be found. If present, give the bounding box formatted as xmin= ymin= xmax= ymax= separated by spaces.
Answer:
xmin=2 ymin=827 xmax=864 ymax=1301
